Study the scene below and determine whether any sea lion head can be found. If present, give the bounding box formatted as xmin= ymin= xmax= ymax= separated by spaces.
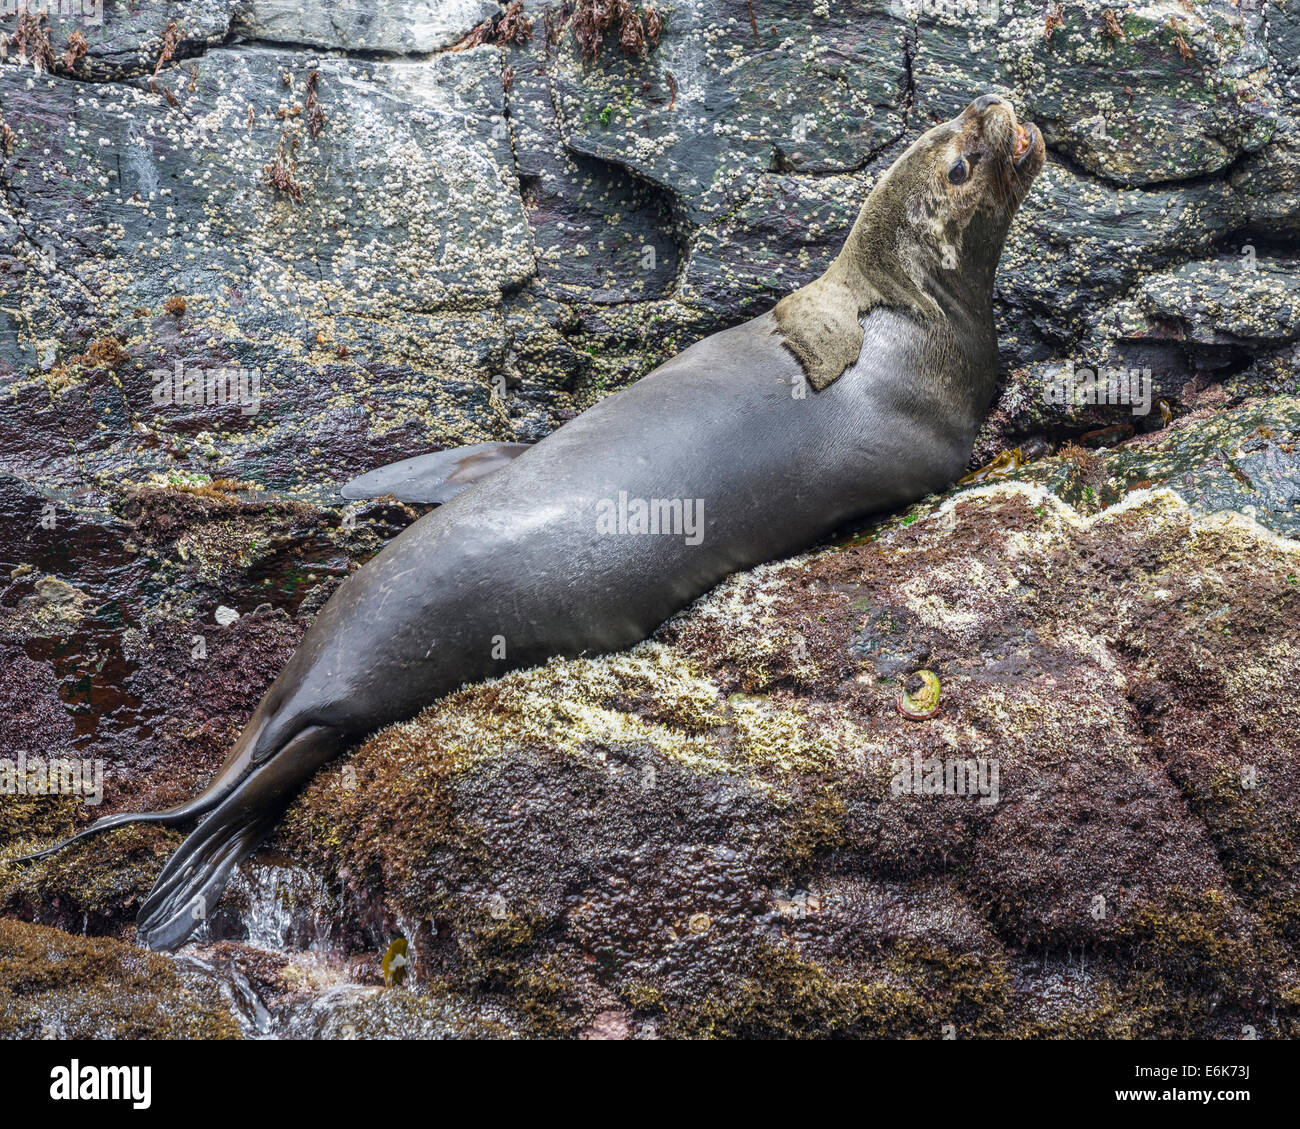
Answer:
xmin=885 ymin=94 xmax=1046 ymax=292
xmin=773 ymin=94 xmax=1045 ymax=391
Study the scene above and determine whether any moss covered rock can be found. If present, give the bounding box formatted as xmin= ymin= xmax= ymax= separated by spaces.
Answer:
xmin=0 ymin=918 xmax=240 ymax=1039
xmin=271 ymin=438 xmax=1300 ymax=1036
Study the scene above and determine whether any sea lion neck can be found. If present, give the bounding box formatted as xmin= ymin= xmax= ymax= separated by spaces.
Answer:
xmin=770 ymin=148 xmax=966 ymax=393
xmin=833 ymin=169 xmax=935 ymax=305
xmin=770 ymin=161 xmax=942 ymax=395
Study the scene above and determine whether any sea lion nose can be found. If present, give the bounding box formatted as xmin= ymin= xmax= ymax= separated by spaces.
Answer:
xmin=970 ymin=94 xmax=1006 ymax=115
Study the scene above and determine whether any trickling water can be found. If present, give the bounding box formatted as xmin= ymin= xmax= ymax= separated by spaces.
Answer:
xmin=276 ymin=983 xmax=384 ymax=1040
xmin=164 ymin=856 xmax=363 ymax=1039
xmin=174 ymin=952 xmax=275 ymax=1038
xmin=394 ymin=912 xmax=433 ymax=985
xmin=225 ymin=859 xmax=336 ymax=952
xmin=164 ymin=857 xmax=504 ymax=1038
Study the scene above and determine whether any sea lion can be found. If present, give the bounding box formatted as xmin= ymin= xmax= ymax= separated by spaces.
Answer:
xmin=19 ymin=96 xmax=1044 ymax=950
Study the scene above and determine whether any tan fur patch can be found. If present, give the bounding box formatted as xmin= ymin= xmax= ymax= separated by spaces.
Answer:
xmin=773 ymin=207 xmax=939 ymax=391
xmin=772 ymin=162 xmax=941 ymax=391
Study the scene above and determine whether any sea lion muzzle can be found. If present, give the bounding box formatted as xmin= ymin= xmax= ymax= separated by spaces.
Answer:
xmin=955 ymin=94 xmax=1045 ymax=193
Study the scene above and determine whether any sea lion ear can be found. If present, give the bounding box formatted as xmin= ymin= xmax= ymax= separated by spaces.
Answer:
xmin=340 ymin=441 xmax=532 ymax=504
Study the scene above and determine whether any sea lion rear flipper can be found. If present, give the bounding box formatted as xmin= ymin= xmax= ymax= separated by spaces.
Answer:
xmin=136 ymin=724 xmax=343 ymax=951
xmin=9 ymin=790 xmax=232 ymax=863
xmin=136 ymin=805 xmax=280 ymax=951
xmin=339 ymin=442 xmax=531 ymax=505
xmin=10 ymin=700 xmax=292 ymax=864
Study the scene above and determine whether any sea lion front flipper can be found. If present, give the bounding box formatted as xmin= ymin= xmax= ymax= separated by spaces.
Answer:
xmin=339 ymin=442 xmax=531 ymax=505
xmin=136 ymin=724 xmax=343 ymax=951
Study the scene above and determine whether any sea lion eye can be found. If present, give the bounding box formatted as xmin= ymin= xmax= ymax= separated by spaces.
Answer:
xmin=947 ymin=158 xmax=969 ymax=185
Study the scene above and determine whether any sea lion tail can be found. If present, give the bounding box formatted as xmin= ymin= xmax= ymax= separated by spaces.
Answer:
xmin=137 ymin=724 xmax=343 ymax=951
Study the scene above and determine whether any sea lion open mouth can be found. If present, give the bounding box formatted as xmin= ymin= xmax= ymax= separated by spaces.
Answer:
xmin=1013 ymin=122 xmax=1041 ymax=170
xmin=1013 ymin=124 xmax=1032 ymax=162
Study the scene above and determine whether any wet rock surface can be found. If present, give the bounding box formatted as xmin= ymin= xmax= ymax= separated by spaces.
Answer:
xmin=1 ymin=1 xmax=1298 ymax=1037
xmin=0 ymin=917 xmax=241 ymax=1038
xmin=3 ymin=0 xmax=1296 ymax=490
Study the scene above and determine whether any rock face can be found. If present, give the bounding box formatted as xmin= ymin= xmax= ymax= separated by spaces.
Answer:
xmin=3 ymin=0 xmax=1297 ymax=497
xmin=2 ymin=401 xmax=1298 ymax=1037
xmin=0 ymin=917 xmax=241 ymax=1038
xmin=1007 ymin=1 xmax=1274 ymax=186
xmin=1 ymin=2 xmax=1298 ymax=1038
xmin=234 ymin=1 xmax=502 ymax=55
